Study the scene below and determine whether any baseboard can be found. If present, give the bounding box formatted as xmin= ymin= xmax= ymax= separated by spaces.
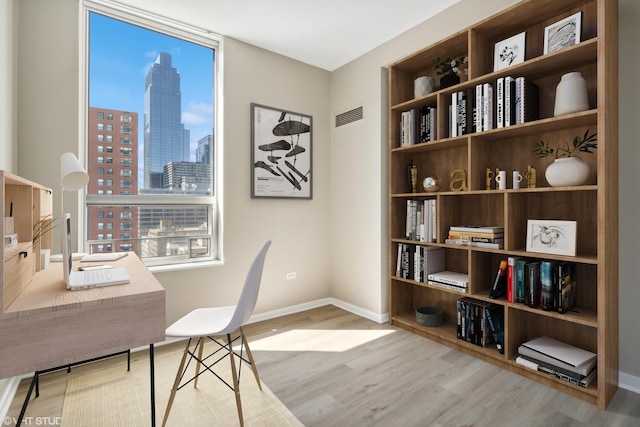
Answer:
xmin=619 ymin=371 xmax=640 ymax=395
xmin=0 ymin=377 xmax=21 ymax=420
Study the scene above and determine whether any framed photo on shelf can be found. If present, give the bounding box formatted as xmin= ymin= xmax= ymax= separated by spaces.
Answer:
xmin=493 ymin=32 xmax=526 ymax=71
xmin=526 ymin=219 xmax=577 ymax=256
xmin=251 ymin=103 xmax=312 ymax=199
xmin=543 ymin=12 xmax=582 ymax=54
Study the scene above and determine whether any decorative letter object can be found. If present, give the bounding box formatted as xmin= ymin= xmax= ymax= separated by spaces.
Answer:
xmin=449 ymin=169 xmax=468 ymax=192
xmin=485 ymin=168 xmax=495 ymax=190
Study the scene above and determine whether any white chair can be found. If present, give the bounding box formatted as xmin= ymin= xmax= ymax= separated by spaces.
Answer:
xmin=161 ymin=241 xmax=271 ymax=427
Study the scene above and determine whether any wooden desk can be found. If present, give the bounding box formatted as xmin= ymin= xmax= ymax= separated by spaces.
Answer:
xmin=0 ymin=252 xmax=165 ymax=425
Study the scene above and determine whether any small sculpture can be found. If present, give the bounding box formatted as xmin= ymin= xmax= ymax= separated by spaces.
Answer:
xmin=524 ymin=165 xmax=537 ymax=188
xmin=485 ymin=167 xmax=495 ymax=190
xmin=423 ymin=176 xmax=440 ymax=192
xmin=449 ymin=168 xmax=467 ymax=191
xmin=406 ymin=161 xmax=418 ymax=193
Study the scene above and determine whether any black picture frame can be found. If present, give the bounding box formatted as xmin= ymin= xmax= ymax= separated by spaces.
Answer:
xmin=251 ymin=103 xmax=312 ymax=199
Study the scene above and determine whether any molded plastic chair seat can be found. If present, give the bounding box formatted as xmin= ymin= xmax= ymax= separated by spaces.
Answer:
xmin=161 ymin=241 xmax=271 ymax=427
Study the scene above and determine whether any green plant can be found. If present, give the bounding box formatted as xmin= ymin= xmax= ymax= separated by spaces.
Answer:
xmin=33 ymin=215 xmax=56 ymax=245
xmin=532 ymin=129 xmax=597 ymax=159
xmin=434 ymin=55 xmax=468 ymax=76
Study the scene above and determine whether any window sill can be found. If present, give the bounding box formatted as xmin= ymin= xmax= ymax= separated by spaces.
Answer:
xmin=148 ymin=259 xmax=223 ymax=274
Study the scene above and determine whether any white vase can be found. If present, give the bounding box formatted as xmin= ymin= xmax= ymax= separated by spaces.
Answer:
xmin=545 ymin=157 xmax=590 ymax=187
xmin=554 ymin=72 xmax=589 ymax=116
xmin=414 ymin=76 xmax=435 ymax=98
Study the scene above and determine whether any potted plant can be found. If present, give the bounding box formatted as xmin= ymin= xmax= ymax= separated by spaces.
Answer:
xmin=434 ymin=55 xmax=468 ymax=89
xmin=532 ymin=129 xmax=597 ymax=186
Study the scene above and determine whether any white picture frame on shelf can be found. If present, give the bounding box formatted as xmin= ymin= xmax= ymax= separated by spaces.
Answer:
xmin=526 ymin=219 xmax=577 ymax=256
xmin=543 ymin=12 xmax=582 ymax=54
xmin=494 ymin=32 xmax=526 ymax=71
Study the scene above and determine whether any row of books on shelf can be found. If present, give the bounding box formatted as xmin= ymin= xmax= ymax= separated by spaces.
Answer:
xmin=405 ymin=199 xmax=436 ymax=243
xmin=489 ymin=256 xmax=577 ymax=313
xmin=445 ymin=225 xmax=504 ymax=249
xmin=456 ymin=297 xmax=504 ymax=353
xmin=400 ymin=107 xmax=437 ymax=146
xmin=516 ymin=336 xmax=596 ymax=388
xmin=396 ymin=244 xmax=444 ymax=282
xmin=449 ymin=76 xmax=539 ymax=137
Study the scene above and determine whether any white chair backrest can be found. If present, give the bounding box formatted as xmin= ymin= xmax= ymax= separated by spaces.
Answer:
xmin=227 ymin=240 xmax=271 ymax=331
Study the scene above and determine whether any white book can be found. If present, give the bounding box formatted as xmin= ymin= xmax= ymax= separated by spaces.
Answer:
xmin=427 ymin=270 xmax=469 ymax=288
xmin=504 ymin=76 xmax=515 ymax=126
xmin=496 ymin=77 xmax=504 ymax=128
xmin=475 ymin=84 xmax=483 ymax=132
xmin=450 ymin=92 xmax=458 ymax=137
xmin=483 ymin=83 xmax=493 ymax=131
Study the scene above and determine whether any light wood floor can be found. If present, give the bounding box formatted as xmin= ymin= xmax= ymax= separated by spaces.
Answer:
xmin=7 ymin=305 xmax=640 ymax=426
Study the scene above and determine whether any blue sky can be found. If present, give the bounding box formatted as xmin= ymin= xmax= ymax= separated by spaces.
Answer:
xmin=89 ymin=12 xmax=214 ymax=165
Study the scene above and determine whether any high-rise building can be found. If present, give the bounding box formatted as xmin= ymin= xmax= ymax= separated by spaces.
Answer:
xmin=143 ymin=52 xmax=188 ymax=189
xmin=87 ymin=107 xmax=139 ymax=253
xmin=196 ymin=135 xmax=212 ymax=165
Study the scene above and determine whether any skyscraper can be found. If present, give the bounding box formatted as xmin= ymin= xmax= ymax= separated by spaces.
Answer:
xmin=143 ymin=52 xmax=187 ymax=189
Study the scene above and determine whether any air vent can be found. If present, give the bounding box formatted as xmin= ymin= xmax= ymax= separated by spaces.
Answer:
xmin=335 ymin=106 xmax=363 ymax=127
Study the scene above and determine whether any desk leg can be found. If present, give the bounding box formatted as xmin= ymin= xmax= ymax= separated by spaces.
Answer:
xmin=150 ymin=343 xmax=155 ymax=427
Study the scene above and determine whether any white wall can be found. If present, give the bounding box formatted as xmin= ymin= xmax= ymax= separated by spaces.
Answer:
xmin=0 ymin=0 xmax=16 ymax=172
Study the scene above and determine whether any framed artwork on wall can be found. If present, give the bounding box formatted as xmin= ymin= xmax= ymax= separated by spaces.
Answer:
xmin=251 ymin=103 xmax=312 ymax=199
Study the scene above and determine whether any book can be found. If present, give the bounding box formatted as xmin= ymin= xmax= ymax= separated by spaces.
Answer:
xmin=507 ymin=256 xmax=522 ymax=303
xmin=515 ymin=355 xmax=596 ymax=388
xmin=445 ymin=239 xmax=504 ymax=250
xmin=516 ymin=353 xmax=590 ymax=381
xmin=414 ymin=246 xmax=445 ymax=282
xmin=457 ymin=90 xmax=467 ymax=136
xmin=557 ymin=261 xmax=576 ymax=313
xmin=447 ymin=230 xmax=504 ymax=239
xmin=428 ymin=270 xmax=469 ymax=288
xmin=496 ymin=77 xmax=504 ymax=128
xmin=428 ymin=280 xmax=468 ymax=293
xmin=515 ymin=76 xmax=539 ymax=124
xmin=474 ymin=84 xmax=483 ymax=132
xmin=540 ymin=260 xmax=559 ymax=311
xmin=504 ymin=76 xmax=516 ymax=126
xmin=520 ymin=336 xmax=597 ymax=376
xmin=450 ymin=92 xmax=458 ymax=138
xmin=484 ymin=304 xmax=504 ymax=353
xmin=489 ymin=259 xmax=508 ymax=299
xmin=449 ymin=225 xmax=504 ymax=234
xmin=525 ymin=261 xmax=541 ymax=308
xmin=514 ymin=258 xmax=528 ymax=304
xmin=482 ymin=82 xmax=493 ymax=131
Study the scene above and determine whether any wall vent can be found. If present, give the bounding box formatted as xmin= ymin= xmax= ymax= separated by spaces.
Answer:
xmin=335 ymin=106 xmax=363 ymax=127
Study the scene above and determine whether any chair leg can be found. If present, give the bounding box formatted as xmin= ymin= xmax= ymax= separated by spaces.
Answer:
xmin=227 ymin=333 xmax=244 ymax=427
xmin=240 ymin=327 xmax=262 ymax=391
xmin=162 ymin=339 xmax=192 ymax=427
xmin=194 ymin=338 xmax=205 ymax=388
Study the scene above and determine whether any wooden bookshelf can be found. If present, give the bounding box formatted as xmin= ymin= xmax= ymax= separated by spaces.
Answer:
xmin=387 ymin=0 xmax=617 ymax=408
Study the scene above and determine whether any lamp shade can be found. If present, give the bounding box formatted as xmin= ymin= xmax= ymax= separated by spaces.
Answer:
xmin=60 ymin=152 xmax=89 ymax=191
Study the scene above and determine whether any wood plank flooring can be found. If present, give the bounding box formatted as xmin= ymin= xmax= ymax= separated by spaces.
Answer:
xmin=7 ymin=305 xmax=640 ymax=426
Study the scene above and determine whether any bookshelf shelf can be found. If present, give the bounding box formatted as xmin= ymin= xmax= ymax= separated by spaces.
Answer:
xmin=387 ymin=0 xmax=617 ymax=409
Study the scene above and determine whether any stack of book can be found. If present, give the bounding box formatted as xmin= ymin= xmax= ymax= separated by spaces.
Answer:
xmin=457 ymin=298 xmax=504 ymax=352
xmin=445 ymin=225 xmax=504 ymax=249
xmin=505 ymin=257 xmax=576 ymax=312
xmin=405 ymin=199 xmax=436 ymax=243
xmin=401 ymin=107 xmax=439 ymax=146
xmin=427 ymin=270 xmax=468 ymax=293
xmin=396 ymin=243 xmax=445 ymax=283
xmin=516 ymin=336 xmax=596 ymax=388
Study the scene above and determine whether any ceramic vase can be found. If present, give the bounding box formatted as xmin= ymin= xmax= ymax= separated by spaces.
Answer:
xmin=545 ymin=157 xmax=590 ymax=187
xmin=414 ymin=76 xmax=435 ymax=98
xmin=554 ymin=72 xmax=589 ymax=116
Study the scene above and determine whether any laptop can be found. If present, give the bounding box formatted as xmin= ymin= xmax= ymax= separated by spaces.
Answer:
xmin=62 ymin=213 xmax=130 ymax=290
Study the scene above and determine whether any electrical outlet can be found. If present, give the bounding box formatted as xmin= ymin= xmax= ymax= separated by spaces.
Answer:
xmin=286 ymin=272 xmax=296 ymax=280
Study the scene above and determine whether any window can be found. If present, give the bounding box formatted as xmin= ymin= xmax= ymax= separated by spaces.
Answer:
xmin=97 ymin=112 xmax=104 ymax=119
xmin=83 ymin=1 xmax=219 ymax=268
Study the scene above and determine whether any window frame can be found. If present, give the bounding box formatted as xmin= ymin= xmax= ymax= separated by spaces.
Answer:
xmin=80 ymin=0 xmax=224 ymax=270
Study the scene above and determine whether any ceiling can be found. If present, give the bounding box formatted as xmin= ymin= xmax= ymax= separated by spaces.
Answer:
xmin=117 ymin=0 xmax=461 ymax=71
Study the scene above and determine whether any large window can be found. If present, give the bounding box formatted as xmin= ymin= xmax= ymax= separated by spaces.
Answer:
xmin=82 ymin=1 xmax=220 ymax=268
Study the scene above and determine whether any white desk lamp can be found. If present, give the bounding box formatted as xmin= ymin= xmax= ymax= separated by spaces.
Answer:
xmin=60 ymin=152 xmax=89 ymax=254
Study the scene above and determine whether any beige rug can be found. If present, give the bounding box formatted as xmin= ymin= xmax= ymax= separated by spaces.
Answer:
xmin=60 ymin=345 xmax=303 ymax=427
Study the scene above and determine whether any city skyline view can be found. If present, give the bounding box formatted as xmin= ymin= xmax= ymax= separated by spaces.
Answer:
xmin=88 ymin=12 xmax=214 ymax=188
